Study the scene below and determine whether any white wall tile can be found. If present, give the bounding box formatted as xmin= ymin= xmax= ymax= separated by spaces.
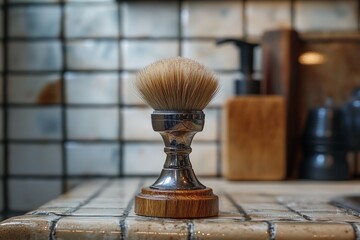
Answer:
xmin=65 ymin=72 xmax=119 ymax=104
xmin=123 ymin=1 xmax=178 ymax=37
xmin=246 ymin=1 xmax=291 ymax=38
xmin=66 ymin=143 xmax=119 ymax=176
xmin=67 ymin=108 xmax=119 ymax=140
xmin=9 ymin=6 xmax=61 ymax=37
xmin=191 ymin=143 xmax=217 ymax=176
xmin=120 ymin=72 xmax=145 ymax=106
xmin=9 ymin=144 xmax=62 ymax=176
xmin=122 ymin=108 xmax=158 ymax=140
xmin=182 ymin=1 xmax=243 ymax=38
xmin=8 ymin=108 xmax=62 ymax=140
xmin=121 ymin=40 xmax=179 ymax=70
xmin=196 ymin=108 xmax=218 ymax=141
xmin=182 ymin=40 xmax=238 ymax=70
xmin=123 ymin=142 xmax=217 ymax=176
xmin=8 ymin=41 xmax=62 ymax=71
xmin=209 ymin=72 xmax=239 ymax=107
xmin=65 ymin=4 xmax=119 ymax=37
xmin=8 ymin=179 xmax=62 ymax=211
xmin=295 ymin=0 xmax=358 ymax=32
xmin=66 ymin=40 xmax=119 ymax=70
xmin=123 ymin=143 xmax=170 ymax=175
xmin=8 ymin=74 xmax=61 ymax=104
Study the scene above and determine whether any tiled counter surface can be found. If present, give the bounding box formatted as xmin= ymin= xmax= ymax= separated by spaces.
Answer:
xmin=2 ymin=179 xmax=360 ymax=239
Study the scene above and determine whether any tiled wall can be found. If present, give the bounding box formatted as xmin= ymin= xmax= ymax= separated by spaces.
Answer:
xmin=0 ymin=0 xmax=359 ymax=215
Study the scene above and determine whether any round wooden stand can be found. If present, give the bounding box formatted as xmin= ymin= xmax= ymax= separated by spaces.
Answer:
xmin=135 ymin=187 xmax=219 ymax=218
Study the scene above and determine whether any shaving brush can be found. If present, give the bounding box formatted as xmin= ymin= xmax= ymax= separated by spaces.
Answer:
xmin=134 ymin=57 xmax=219 ymax=218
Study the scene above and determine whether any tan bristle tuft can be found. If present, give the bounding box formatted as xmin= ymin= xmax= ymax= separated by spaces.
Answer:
xmin=135 ymin=57 xmax=219 ymax=111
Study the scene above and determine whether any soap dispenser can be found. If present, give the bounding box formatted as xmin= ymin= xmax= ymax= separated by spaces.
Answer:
xmin=217 ymin=39 xmax=260 ymax=95
xmin=218 ymin=39 xmax=287 ymax=180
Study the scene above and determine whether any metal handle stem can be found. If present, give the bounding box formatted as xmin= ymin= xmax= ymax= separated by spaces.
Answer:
xmin=150 ymin=111 xmax=206 ymax=190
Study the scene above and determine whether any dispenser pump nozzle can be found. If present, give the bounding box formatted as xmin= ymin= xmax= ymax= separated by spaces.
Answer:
xmin=216 ymin=39 xmax=260 ymax=95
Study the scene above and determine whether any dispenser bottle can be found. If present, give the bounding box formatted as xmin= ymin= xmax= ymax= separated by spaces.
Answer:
xmin=219 ymin=39 xmax=287 ymax=180
xmin=217 ymin=39 xmax=260 ymax=95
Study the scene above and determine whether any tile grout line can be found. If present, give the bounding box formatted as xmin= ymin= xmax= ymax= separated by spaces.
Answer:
xmin=187 ymin=220 xmax=195 ymax=240
xmin=329 ymin=201 xmax=360 ymax=219
xmin=277 ymin=202 xmax=312 ymax=221
xmin=119 ymin=178 xmax=145 ymax=240
xmin=349 ymin=222 xmax=360 ymax=240
xmin=224 ymin=193 xmax=251 ymax=221
xmin=48 ymin=179 xmax=112 ymax=239
xmin=270 ymin=194 xmax=312 ymax=221
xmin=265 ymin=221 xmax=276 ymax=240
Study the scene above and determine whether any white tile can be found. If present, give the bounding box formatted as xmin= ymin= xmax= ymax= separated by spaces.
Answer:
xmin=9 ymin=6 xmax=61 ymax=37
xmin=191 ymin=143 xmax=217 ymax=176
xmin=209 ymin=72 xmax=239 ymax=107
xmin=295 ymin=0 xmax=358 ymax=32
xmin=66 ymin=40 xmax=119 ymax=70
xmin=123 ymin=142 xmax=217 ymax=176
xmin=122 ymin=108 xmax=158 ymax=140
xmin=65 ymin=4 xmax=119 ymax=38
xmin=8 ymin=108 xmax=62 ymax=140
xmin=123 ymin=1 xmax=178 ymax=37
xmin=246 ymin=1 xmax=291 ymax=38
xmin=66 ymin=108 xmax=119 ymax=140
xmin=120 ymin=72 xmax=146 ymax=106
xmin=197 ymin=108 xmax=218 ymax=141
xmin=9 ymin=144 xmax=62 ymax=176
xmin=55 ymin=217 xmax=121 ymax=240
xmin=8 ymin=74 xmax=61 ymax=104
xmin=182 ymin=40 xmax=238 ymax=70
xmin=182 ymin=1 xmax=243 ymax=38
xmin=66 ymin=143 xmax=119 ymax=176
xmin=65 ymin=72 xmax=119 ymax=104
xmin=8 ymin=179 xmax=62 ymax=211
xmin=0 ymin=145 xmax=3 ymax=176
xmin=8 ymin=41 xmax=62 ymax=71
xmin=123 ymin=143 xmax=168 ymax=175
xmin=121 ymin=40 xmax=179 ymax=70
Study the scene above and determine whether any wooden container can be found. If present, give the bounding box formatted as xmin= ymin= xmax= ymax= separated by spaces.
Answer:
xmin=222 ymin=96 xmax=286 ymax=180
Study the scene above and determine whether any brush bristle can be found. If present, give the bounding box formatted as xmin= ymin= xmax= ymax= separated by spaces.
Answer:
xmin=135 ymin=57 xmax=219 ymax=111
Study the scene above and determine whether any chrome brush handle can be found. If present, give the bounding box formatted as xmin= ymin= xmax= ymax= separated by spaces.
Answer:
xmin=150 ymin=111 xmax=206 ymax=190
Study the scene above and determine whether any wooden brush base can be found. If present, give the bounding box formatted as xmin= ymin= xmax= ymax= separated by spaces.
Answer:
xmin=135 ymin=187 xmax=219 ymax=218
